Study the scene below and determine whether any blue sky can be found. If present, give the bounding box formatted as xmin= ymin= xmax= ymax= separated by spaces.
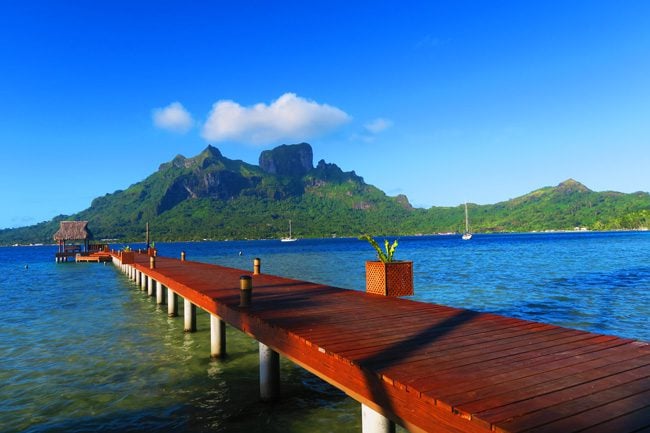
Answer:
xmin=1 ymin=1 xmax=649 ymax=229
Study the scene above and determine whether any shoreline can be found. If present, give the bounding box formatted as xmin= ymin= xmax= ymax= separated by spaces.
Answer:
xmin=3 ymin=228 xmax=649 ymax=248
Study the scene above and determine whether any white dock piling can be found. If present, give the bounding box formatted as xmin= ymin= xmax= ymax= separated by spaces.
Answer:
xmin=210 ymin=315 xmax=226 ymax=358
xmin=156 ymin=281 xmax=165 ymax=304
xmin=259 ymin=342 xmax=280 ymax=401
xmin=168 ymin=289 xmax=178 ymax=317
xmin=184 ymin=298 xmax=196 ymax=332
xmin=362 ymin=404 xmax=395 ymax=433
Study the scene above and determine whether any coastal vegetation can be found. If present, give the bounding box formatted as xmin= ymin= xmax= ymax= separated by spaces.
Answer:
xmin=1 ymin=143 xmax=649 ymax=244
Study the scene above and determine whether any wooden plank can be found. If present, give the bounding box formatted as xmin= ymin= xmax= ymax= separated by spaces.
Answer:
xmin=519 ymin=388 xmax=650 ymax=433
xmin=405 ymin=335 xmax=631 ymax=397
xmin=438 ymin=344 xmax=650 ymax=405
xmin=457 ymin=354 xmax=650 ymax=430
xmin=318 ymin=315 xmax=549 ymax=351
xmin=385 ymin=334 xmax=612 ymax=398
xmin=492 ymin=371 xmax=650 ymax=432
xmin=576 ymin=406 xmax=650 ymax=433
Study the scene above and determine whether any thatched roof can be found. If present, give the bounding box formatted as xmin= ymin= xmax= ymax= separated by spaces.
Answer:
xmin=53 ymin=221 xmax=92 ymax=241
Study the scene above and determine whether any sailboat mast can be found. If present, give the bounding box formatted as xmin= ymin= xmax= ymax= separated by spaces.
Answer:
xmin=464 ymin=203 xmax=469 ymax=232
xmin=280 ymin=219 xmax=297 ymax=242
xmin=462 ymin=202 xmax=473 ymax=240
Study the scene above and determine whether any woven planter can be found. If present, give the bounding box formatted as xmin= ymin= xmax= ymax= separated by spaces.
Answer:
xmin=365 ymin=261 xmax=413 ymax=297
xmin=121 ymin=251 xmax=135 ymax=264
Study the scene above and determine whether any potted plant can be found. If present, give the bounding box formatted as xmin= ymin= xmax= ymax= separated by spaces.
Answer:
xmin=148 ymin=241 xmax=157 ymax=257
xmin=359 ymin=234 xmax=413 ymax=296
xmin=120 ymin=246 xmax=135 ymax=264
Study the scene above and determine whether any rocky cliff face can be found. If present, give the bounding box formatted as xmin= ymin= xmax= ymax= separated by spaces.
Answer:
xmin=152 ymin=142 xmax=371 ymax=214
xmin=157 ymin=171 xmax=259 ymax=213
xmin=259 ymin=143 xmax=314 ymax=177
xmin=155 ymin=145 xmax=263 ymax=213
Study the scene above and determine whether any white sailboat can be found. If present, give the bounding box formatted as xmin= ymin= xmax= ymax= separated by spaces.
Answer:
xmin=280 ymin=219 xmax=297 ymax=242
xmin=462 ymin=203 xmax=473 ymax=240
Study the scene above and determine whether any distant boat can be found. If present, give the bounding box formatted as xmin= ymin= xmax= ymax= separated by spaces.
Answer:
xmin=462 ymin=203 xmax=473 ymax=240
xmin=280 ymin=220 xmax=297 ymax=242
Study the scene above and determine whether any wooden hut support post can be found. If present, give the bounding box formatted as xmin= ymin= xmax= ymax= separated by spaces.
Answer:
xmin=361 ymin=405 xmax=396 ymax=433
xmin=259 ymin=342 xmax=280 ymax=401
xmin=210 ymin=315 xmax=226 ymax=358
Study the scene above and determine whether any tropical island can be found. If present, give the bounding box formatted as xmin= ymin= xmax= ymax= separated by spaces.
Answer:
xmin=1 ymin=143 xmax=648 ymax=244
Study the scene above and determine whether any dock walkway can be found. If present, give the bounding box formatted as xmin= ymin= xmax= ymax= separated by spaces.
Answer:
xmin=115 ymin=252 xmax=650 ymax=433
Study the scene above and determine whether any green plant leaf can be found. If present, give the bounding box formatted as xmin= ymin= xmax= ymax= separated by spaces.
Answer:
xmin=359 ymin=234 xmax=397 ymax=263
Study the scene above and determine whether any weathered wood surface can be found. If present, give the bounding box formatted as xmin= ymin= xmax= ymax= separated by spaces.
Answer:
xmin=75 ymin=252 xmax=112 ymax=262
xmin=119 ymin=252 xmax=650 ymax=433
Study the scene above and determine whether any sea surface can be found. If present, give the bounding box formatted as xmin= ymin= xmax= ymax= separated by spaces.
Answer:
xmin=1 ymin=231 xmax=649 ymax=432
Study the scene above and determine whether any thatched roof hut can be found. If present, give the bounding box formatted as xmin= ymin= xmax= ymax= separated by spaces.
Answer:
xmin=53 ymin=221 xmax=92 ymax=241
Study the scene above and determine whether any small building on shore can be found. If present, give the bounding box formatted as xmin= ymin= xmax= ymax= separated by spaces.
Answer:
xmin=53 ymin=221 xmax=92 ymax=262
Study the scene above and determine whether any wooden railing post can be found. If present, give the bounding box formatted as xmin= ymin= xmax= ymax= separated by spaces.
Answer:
xmin=253 ymin=257 xmax=261 ymax=275
xmin=239 ymin=275 xmax=252 ymax=307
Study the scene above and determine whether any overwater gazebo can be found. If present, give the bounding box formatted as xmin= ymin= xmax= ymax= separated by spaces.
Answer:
xmin=53 ymin=221 xmax=92 ymax=262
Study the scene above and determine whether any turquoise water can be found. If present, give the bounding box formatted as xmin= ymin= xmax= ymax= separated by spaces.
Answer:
xmin=1 ymin=232 xmax=649 ymax=432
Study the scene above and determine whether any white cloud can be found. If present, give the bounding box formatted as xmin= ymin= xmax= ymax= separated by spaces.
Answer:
xmin=152 ymin=102 xmax=193 ymax=133
xmin=364 ymin=118 xmax=393 ymax=134
xmin=201 ymin=93 xmax=351 ymax=144
xmin=351 ymin=117 xmax=394 ymax=142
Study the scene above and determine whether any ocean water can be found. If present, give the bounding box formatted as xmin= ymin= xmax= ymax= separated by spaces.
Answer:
xmin=1 ymin=231 xmax=648 ymax=432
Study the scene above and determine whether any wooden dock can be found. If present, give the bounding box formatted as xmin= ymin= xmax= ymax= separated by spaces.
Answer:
xmin=112 ymin=251 xmax=650 ymax=433
xmin=75 ymin=252 xmax=112 ymax=262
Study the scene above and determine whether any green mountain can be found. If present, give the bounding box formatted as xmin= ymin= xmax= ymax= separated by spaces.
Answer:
xmin=465 ymin=179 xmax=650 ymax=232
xmin=1 ymin=144 xmax=649 ymax=244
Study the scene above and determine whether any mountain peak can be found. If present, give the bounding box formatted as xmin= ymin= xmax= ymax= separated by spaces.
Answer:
xmin=195 ymin=145 xmax=224 ymax=169
xmin=202 ymin=145 xmax=223 ymax=158
xmin=556 ymin=179 xmax=591 ymax=193
xmin=259 ymin=143 xmax=314 ymax=177
xmin=159 ymin=145 xmax=225 ymax=171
